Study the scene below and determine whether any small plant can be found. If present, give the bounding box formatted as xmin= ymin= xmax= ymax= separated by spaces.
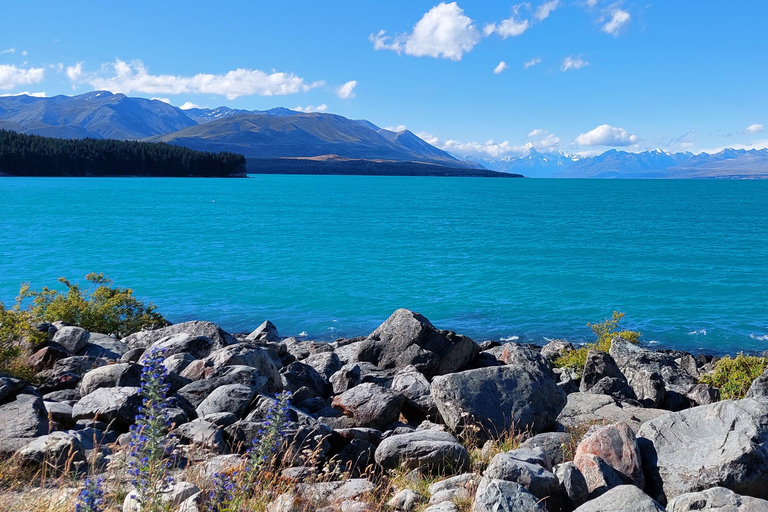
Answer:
xmin=75 ymin=478 xmax=104 ymax=512
xmin=0 ymin=288 xmax=48 ymax=379
xmin=25 ymin=273 xmax=165 ymax=337
xmin=209 ymin=391 xmax=293 ymax=512
xmin=127 ymin=347 xmax=174 ymax=509
xmin=553 ymin=311 xmax=641 ymax=376
xmin=700 ymin=353 xmax=768 ymax=399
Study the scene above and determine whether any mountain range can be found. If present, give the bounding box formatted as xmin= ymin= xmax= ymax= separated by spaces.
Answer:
xmin=1 ymin=91 xmax=766 ymax=178
xmin=470 ymin=147 xmax=768 ymax=179
xmin=0 ymin=92 xmax=480 ymax=174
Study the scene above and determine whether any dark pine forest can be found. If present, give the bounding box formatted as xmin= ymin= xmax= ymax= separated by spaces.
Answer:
xmin=0 ymin=130 xmax=246 ymax=177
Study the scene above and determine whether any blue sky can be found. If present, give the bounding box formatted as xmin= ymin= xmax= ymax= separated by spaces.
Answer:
xmin=2 ymin=0 xmax=767 ymax=158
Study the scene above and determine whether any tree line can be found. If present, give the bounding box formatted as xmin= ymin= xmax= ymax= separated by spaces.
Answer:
xmin=0 ymin=130 xmax=246 ymax=177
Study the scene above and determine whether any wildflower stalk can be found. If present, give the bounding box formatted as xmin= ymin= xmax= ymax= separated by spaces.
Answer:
xmin=127 ymin=347 xmax=174 ymax=509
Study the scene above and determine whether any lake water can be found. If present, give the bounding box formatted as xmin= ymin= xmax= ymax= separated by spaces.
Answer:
xmin=1 ymin=176 xmax=766 ymax=355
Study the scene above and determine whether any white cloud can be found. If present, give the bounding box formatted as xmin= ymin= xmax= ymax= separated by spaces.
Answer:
xmin=535 ymin=0 xmax=560 ymax=21
xmin=585 ymin=0 xmax=598 ymax=7
xmin=601 ymin=8 xmax=631 ymax=36
xmin=71 ymin=59 xmax=323 ymax=100
xmin=371 ymin=2 xmax=481 ymax=61
xmin=0 ymin=91 xmax=46 ymax=97
xmin=1 ymin=48 xmax=15 ymax=55
xmin=336 ymin=80 xmax=357 ymax=99
xmin=294 ymin=104 xmax=328 ymax=113
xmin=0 ymin=64 xmax=45 ymax=91
xmin=484 ymin=6 xmax=531 ymax=39
xmin=417 ymin=132 xmax=528 ymax=158
xmin=179 ymin=102 xmax=201 ymax=110
xmin=745 ymin=124 xmax=764 ymax=135
xmin=66 ymin=62 xmax=84 ymax=81
xmin=493 ymin=61 xmax=509 ymax=74
xmin=575 ymin=124 xmax=639 ymax=146
xmin=384 ymin=125 xmax=407 ymax=132
xmin=528 ymin=129 xmax=561 ymax=150
xmin=151 ymin=97 xmax=171 ymax=104
xmin=561 ymin=55 xmax=589 ymax=71
xmin=524 ymin=57 xmax=541 ymax=69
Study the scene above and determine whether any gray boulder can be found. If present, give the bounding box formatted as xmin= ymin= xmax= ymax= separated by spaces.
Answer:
xmin=177 ymin=365 xmax=269 ymax=407
xmin=472 ymin=477 xmax=546 ymax=512
xmin=162 ymin=353 xmax=196 ymax=375
xmin=331 ymin=382 xmax=404 ymax=429
xmin=72 ymin=386 xmax=142 ymax=428
xmin=391 ymin=365 xmax=438 ymax=420
xmin=54 ymin=356 xmax=108 ymax=376
xmin=557 ymin=392 xmax=667 ymax=433
xmin=199 ymin=344 xmax=281 ymax=393
xmin=374 ymin=430 xmax=469 ymax=473
xmin=355 ymin=309 xmax=479 ymax=378
xmin=52 ymin=326 xmax=90 ymax=353
xmin=280 ymin=362 xmax=329 ymax=398
xmin=303 ymin=352 xmax=342 ymax=379
xmin=431 ymin=365 xmax=566 ymax=437
xmin=573 ymin=485 xmax=665 ymax=512
xmin=139 ymin=333 xmax=213 ymax=361
xmin=638 ymin=398 xmax=768 ymax=504
xmin=484 ymin=450 xmax=560 ymax=500
xmin=667 ymin=487 xmax=768 ymax=511
xmin=579 ymin=350 xmax=628 ymax=393
xmin=196 ymin=384 xmax=256 ymax=419
xmin=78 ymin=333 xmax=129 ymax=360
xmin=493 ymin=343 xmax=554 ymax=379
xmin=519 ymin=432 xmax=572 ymax=467
xmin=246 ymin=320 xmax=280 ymax=343
xmin=746 ymin=368 xmax=768 ymax=399
xmin=556 ymin=462 xmax=589 ymax=509
xmin=122 ymin=320 xmax=235 ymax=350
xmin=0 ymin=375 xmax=26 ymax=403
xmin=17 ymin=431 xmax=85 ymax=470
xmin=574 ymin=421 xmax=644 ymax=488
xmin=79 ymin=363 xmax=142 ymax=396
xmin=0 ymin=394 xmax=48 ymax=453
xmin=171 ymin=419 xmax=226 ymax=452
xmin=541 ymin=340 xmax=575 ymax=362
xmin=573 ymin=453 xmax=624 ymax=498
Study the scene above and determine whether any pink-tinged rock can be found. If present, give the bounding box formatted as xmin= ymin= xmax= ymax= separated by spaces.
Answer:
xmin=28 ymin=346 xmax=69 ymax=371
xmin=574 ymin=421 xmax=644 ymax=488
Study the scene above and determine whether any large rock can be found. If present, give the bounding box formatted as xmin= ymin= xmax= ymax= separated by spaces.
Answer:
xmin=196 ymin=384 xmax=256 ymax=419
xmin=573 ymin=453 xmax=624 ymax=498
xmin=0 ymin=375 xmax=26 ymax=403
xmin=121 ymin=321 xmax=235 ymax=350
xmin=431 ymin=365 xmax=566 ymax=437
xmin=78 ymin=333 xmax=129 ymax=360
xmin=0 ymin=394 xmax=48 ymax=453
xmin=71 ymin=386 xmax=142 ymax=428
xmin=197 ymin=344 xmax=282 ymax=393
xmin=557 ymin=392 xmax=667 ymax=433
xmin=471 ymin=477 xmax=546 ymax=512
xmin=79 ymin=363 xmax=142 ymax=396
xmin=667 ymin=487 xmax=768 ymax=511
xmin=138 ymin=333 xmax=213 ymax=361
xmin=638 ymin=398 xmax=768 ymax=504
xmin=746 ymin=368 xmax=768 ymax=399
xmin=579 ymin=350 xmax=628 ymax=393
xmin=574 ymin=422 xmax=644 ymax=488
xmin=52 ymin=326 xmax=90 ymax=353
xmin=572 ymin=485 xmax=665 ymax=512
xmin=494 ymin=343 xmax=554 ymax=379
xmin=556 ymin=462 xmax=589 ymax=509
xmin=246 ymin=320 xmax=280 ymax=343
xmin=17 ymin=431 xmax=86 ymax=470
xmin=171 ymin=419 xmax=226 ymax=452
xmin=374 ymin=430 xmax=469 ymax=473
xmin=519 ymin=432 xmax=572 ymax=467
xmin=391 ymin=365 xmax=438 ymax=420
xmin=484 ymin=449 xmax=560 ymax=501
xmin=355 ymin=309 xmax=479 ymax=378
xmin=280 ymin=362 xmax=329 ymax=398
xmin=177 ymin=365 xmax=274 ymax=407
xmin=331 ymin=382 xmax=404 ymax=429
xmin=304 ymin=352 xmax=342 ymax=379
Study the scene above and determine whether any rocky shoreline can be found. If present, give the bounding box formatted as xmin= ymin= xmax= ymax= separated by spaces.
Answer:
xmin=2 ymin=308 xmax=768 ymax=511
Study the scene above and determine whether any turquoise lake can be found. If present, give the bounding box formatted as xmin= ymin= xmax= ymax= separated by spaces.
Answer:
xmin=1 ymin=176 xmax=766 ymax=354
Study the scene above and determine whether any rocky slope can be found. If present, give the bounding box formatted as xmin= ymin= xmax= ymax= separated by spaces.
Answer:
xmin=3 ymin=309 xmax=768 ymax=511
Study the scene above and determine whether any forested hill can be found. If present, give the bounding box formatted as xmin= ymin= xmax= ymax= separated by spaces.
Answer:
xmin=0 ymin=130 xmax=246 ymax=177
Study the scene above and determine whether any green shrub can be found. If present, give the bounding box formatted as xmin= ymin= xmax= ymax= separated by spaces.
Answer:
xmin=553 ymin=311 xmax=641 ymax=376
xmin=699 ymin=353 xmax=768 ymax=400
xmin=24 ymin=273 xmax=166 ymax=338
xmin=0 ymin=289 xmax=48 ymax=378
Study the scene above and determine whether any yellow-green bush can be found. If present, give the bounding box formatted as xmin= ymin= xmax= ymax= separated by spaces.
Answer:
xmin=553 ymin=311 xmax=641 ymax=376
xmin=699 ymin=353 xmax=768 ymax=399
xmin=25 ymin=273 xmax=166 ymax=338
